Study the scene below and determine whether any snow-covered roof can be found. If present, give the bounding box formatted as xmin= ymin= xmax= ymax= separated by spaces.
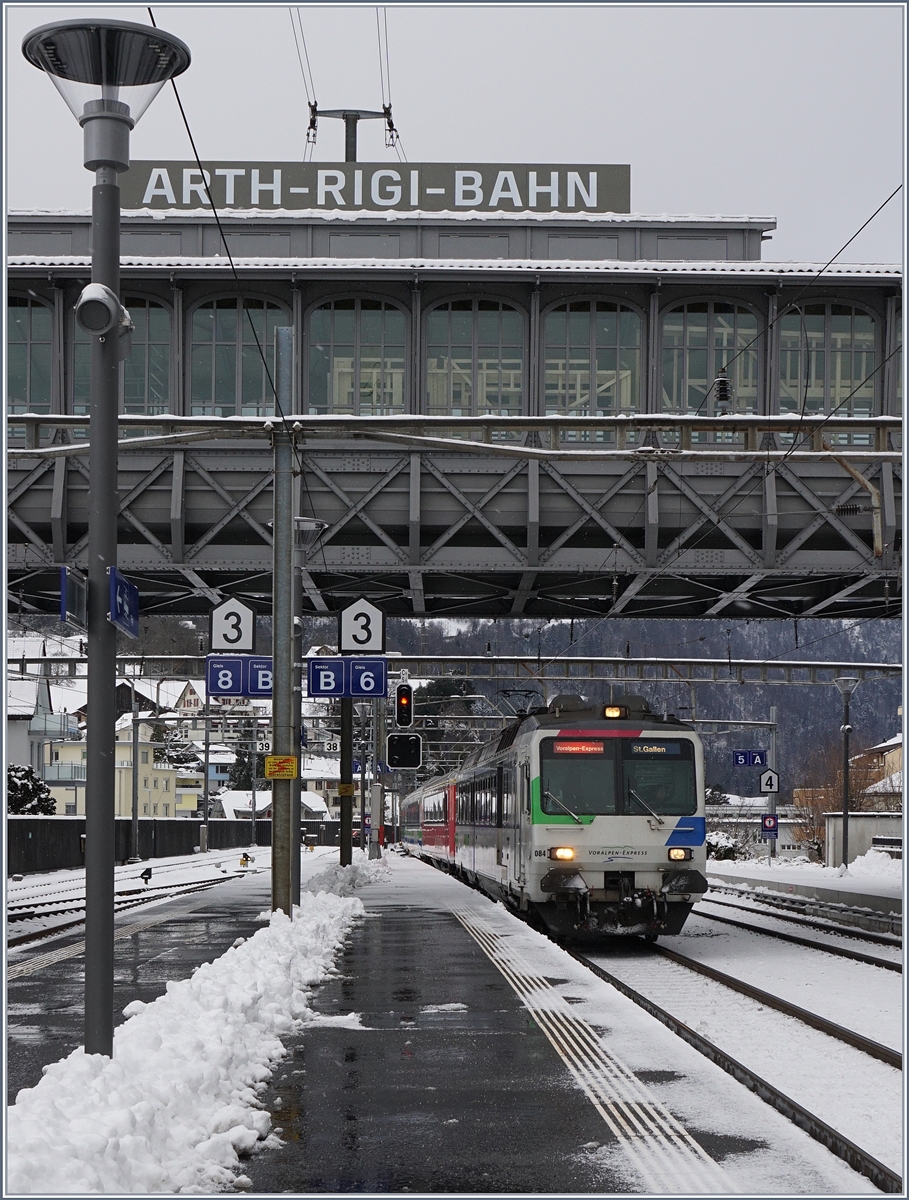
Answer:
xmin=214 ymin=790 xmax=272 ymax=819
xmin=8 ymin=254 xmax=900 ymax=279
xmin=47 ymin=681 xmax=88 ymax=713
xmin=863 ymin=733 xmax=902 ymax=755
xmin=9 ymin=207 xmax=779 ymax=227
xmin=301 ymin=792 xmax=330 ymax=816
xmin=114 ymin=710 xmax=157 ymax=732
xmin=865 ymin=771 xmax=903 ymax=795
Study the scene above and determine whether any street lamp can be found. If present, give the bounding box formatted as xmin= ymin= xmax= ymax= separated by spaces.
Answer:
xmin=833 ymin=676 xmax=860 ymax=869
xmin=23 ymin=18 xmax=190 ymax=1058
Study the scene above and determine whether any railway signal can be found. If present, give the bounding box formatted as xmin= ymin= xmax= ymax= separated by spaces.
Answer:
xmin=387 ymin=733 xmax=422 ymax=768
xmin=395 ymin=682 xmax=414 ymax=727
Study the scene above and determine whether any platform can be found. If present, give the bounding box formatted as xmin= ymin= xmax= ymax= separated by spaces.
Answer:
xmin=707 ymin=861 xmax=903 ymax=916
xmin=6 ymin=849 xmax=881 ymax=1194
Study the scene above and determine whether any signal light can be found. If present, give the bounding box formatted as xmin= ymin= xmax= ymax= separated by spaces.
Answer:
xmin=387 ymin=733 xmax=422 ymax=768
xmin=395 ymin=682 xmax=413 ymax=727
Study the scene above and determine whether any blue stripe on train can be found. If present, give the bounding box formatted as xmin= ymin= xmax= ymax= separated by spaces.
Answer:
xmin=664 ymin=816 xmax=706 ymax=846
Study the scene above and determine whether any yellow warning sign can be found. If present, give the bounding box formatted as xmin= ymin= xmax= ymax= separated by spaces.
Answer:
xmin=264 ymin=755 xmax=298 ymax=779
xmin=337 ymin=782 xmax=356 ymax=796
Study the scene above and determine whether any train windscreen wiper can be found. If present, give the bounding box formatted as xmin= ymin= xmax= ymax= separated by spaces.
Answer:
xmin=627 ymin=787 xmax=665 ymax=825
xmin=543 ymin=788 xmax=583 ymax=824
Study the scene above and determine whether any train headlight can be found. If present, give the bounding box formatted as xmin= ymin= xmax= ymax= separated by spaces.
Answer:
xmin=603 ymin=705 xmax=628 ymax=719
xmin=668 ymin=847 xmax=692 ymax=862
xmin=549 ymin=847 xmax=576 ymax=861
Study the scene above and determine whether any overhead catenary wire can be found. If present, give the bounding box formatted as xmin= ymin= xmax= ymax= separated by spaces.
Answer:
xmin=289 ymin=8 xmax=319 ymax=160
xmin=146 ymin=6 xmax=328 ymax=576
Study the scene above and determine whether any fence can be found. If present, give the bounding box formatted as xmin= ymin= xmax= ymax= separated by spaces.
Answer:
xmin=7 ymin=816 xmax=396 ymax=875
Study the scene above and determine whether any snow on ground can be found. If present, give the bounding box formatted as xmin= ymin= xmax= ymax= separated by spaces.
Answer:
xmin=708 ymin=847 xmax=904 ymax=901
xmin=6 ymin=851 xmax=388 ymax=1195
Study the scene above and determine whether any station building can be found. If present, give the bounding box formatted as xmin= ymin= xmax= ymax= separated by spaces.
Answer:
xmin=8 ymin=160 xmax=902 ymax=434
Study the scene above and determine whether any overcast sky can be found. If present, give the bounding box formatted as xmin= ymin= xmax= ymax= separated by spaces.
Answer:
xmin=4 ymin=3 xmax=905 ymax=262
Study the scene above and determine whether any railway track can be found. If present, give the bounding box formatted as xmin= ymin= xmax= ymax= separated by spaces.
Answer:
xmin=691 ymin=906 xmax=902 ymax=972
xmin=570 ymin=948 xmax=903 ymax=1194
xmin=7 ymin=876 xmax=238 ymax=948
xmin=705 ymin=884 xmax=903 ymax=944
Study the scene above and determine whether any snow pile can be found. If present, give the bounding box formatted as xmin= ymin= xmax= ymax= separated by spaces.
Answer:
xmin=6 ymin=891 xmax=364 ymax=1195
xmin=302 ymin=849 xmax=392 ymax=897
xmin=844 ymin=847 xmax=904 ymax=882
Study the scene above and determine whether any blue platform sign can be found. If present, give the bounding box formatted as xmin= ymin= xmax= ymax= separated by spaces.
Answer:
xmin=108 ymin=567 xmax=139 ymax=639
xmin=733 ymin=749 xmax=767 ymax=767
xmin=307 ymin=657 xmax=389 ymax=698
xmin=246 ymin=657 xmax=274 ymax=697
xmin=308 ymin=658 xmax=347 ymax=697
xmin=205 ymin=655 xmax=274 ymax=697
xmin=349 ymin=658 xmax=387 ymax=697
xmin=60 ymin=566 xmax=87 ymax=631
xmin=206 ymin=656 xmax=245 ymax=696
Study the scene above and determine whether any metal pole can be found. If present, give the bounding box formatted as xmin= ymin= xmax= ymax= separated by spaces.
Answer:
xmin=359 ymin=706 xmax=368 ymax=850
xmin=84 ymin=165 xmax=120 ymax=1057
xmin=344 ymin=114 xmax=358 ymax=162
xmin=291 ymin=616 xmax=303 ymax=905
xmin=129 ymin=688 xmax=140 ymax=863
xmin=271 ymin=327 xmax=295 ymax=913
xmin=201 ymin=698 xmax=210 ymax=850
xmin=340 ymin=699 xmax=353 ymax=866
xmin=768 ymin=705 xmax=778 ymax=862
xmin=250 ymin=716 xmax=257 ymax=847
xmin=842 ymin=693 xmax=851 ymax=868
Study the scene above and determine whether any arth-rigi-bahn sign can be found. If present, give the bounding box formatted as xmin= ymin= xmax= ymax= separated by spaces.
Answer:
xmin=121 ymin=162 xmax=631 ymax=214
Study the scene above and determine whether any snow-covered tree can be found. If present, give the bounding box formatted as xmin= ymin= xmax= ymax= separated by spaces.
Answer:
xmin=7 ymin=765 xmax=56 ymax=815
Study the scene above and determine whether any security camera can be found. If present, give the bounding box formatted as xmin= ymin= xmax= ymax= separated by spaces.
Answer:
xmin=74 ymin=283 xmax=124 ymax=336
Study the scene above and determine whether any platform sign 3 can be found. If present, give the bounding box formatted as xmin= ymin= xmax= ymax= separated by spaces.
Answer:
xmin=339 ymin=598 xmax=386 ymax=654
xmin=209 ymin=597 xmax=256 ymax=652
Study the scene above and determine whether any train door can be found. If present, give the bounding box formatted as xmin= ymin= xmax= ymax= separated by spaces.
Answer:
xmin=495 ymin=764 xmax=505 ymax=872
xmin=448 ymin=782 xmax=456 ymax=859
xmin=513 ymin=760 xmax=529 ymax=884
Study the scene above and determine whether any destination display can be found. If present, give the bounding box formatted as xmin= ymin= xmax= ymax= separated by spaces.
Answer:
xmin=122 ymin=162 xmax=631 ymax=214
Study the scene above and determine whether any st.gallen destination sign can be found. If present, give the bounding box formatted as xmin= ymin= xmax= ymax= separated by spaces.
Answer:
xmin=121 ymin=163 xmax=630 ymax=213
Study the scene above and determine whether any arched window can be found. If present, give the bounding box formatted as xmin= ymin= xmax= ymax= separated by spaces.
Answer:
xmin=779 ymin=303 xmax=876 ymax=419
xmin=124 ymin=297 xmax=171 ymax=415
xmin=190 ymin=297 xmax=288 ymax=417
xmin=307 ymin=298 xmax=406 ymax=415
xmin=8 ymin=296 xmax=52 ymax=414
xmin=661 ymin=301 xmax=759 ymax=416
xmin=73 ymin=295 xmax=172 ymax=416
xmin=425 ymin=299 xmax=524 ymax=417
xmin=544 ymin=301 xmax=642 ymax=417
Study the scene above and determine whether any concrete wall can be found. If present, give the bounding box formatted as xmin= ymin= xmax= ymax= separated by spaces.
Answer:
xmin=825 ymin=811 xmax=903 ymax=866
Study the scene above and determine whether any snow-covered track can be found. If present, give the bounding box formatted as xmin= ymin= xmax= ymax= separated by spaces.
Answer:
xmin=692 ymin=908 xmax=902 ymax=972
xmin=706 ymin=883 xmax=902 ymax=942
xmin=7 ymin=877 xmax=234 ymax=948
xmin=650 ymin=943 xmax=900 ymax=1068
xmin=569 ymin=948 xmax=903 ymax=1195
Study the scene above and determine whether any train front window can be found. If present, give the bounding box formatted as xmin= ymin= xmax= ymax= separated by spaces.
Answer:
xmin=540 ymin=739 xmax=617 ymax=816
xmin=620 ymin=740 xmax=696 ymax=815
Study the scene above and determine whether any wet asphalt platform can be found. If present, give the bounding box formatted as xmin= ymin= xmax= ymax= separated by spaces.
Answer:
xmin=7 ymin=850 xmax=872 ymax=1195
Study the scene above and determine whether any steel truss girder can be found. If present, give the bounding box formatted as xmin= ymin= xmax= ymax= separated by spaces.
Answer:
xmin=9 ymin=654 xmax=900 ymax=687
xmin=7 ymin=433 xmax=901 ymax=619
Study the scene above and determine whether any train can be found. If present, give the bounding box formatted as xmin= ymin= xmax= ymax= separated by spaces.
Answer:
xmin=399 ymin=692 xmax=709 ymax=940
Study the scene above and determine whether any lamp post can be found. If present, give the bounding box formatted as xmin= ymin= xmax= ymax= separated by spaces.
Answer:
xmin=833 ymin=677 xmax=860 ymax=869
xmin=23 ymin=19 xmax=190 ymax=1057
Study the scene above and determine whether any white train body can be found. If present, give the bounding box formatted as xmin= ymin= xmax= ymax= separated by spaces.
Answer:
xmin=401 ymin=693 xmax=709 ymax=940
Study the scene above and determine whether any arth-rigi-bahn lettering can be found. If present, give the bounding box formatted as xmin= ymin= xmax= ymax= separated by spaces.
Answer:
xmin=127 ymin=162 xmax=631 ymax=213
